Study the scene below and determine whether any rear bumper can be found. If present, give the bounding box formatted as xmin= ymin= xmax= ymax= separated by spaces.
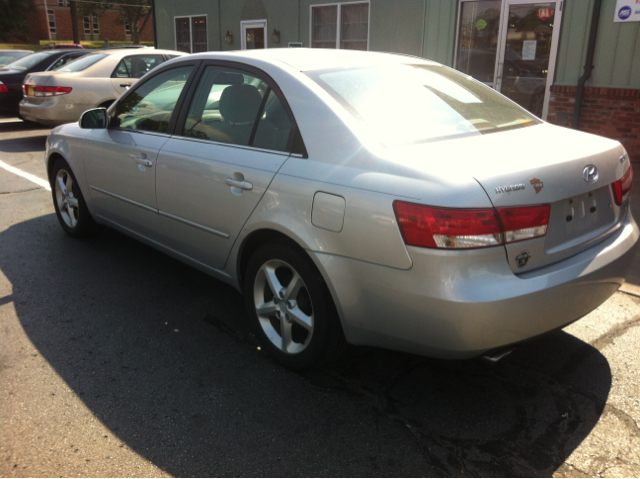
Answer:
xmin=312 ymin=210 xmax=639 ymax=359
xmin=19 ymin=98 xmax=85 ymax=127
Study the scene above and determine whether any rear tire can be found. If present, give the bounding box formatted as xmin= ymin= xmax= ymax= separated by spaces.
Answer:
xmin=51 ymin=158 xmax=97 ymax=238
xmin=244 ymin=241 xmax=346 ymax=370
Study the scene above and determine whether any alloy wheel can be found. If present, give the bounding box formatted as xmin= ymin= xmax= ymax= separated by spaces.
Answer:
xmin=55 ymin=169 xmax=79 ymax=229
xmin=253 ymin=259 xmax=314 ymax=354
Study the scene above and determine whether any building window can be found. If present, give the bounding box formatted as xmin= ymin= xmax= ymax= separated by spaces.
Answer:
xmin=57 ymin=0 xmax=69 ymax=6
xmin=92 ymin=15 xmax=99 ymax=35
xmin=84 ymin=16 xmax=91 ymax=35
xmin=48 ymin=9 xmax=56 ymax=34
xmin=311 ymin=2 xmax=369 ymax=50
xmin=175 ymin=16 xmax=207 ymax=54
xmin=83 ymin=15 xmax=99 ymax=37
xmin=125 ymin=22 xmax=131 ymax=36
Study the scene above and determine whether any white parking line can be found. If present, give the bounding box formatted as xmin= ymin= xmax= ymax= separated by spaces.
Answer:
xmin=0 ymin=160 xmax=51 ymax=191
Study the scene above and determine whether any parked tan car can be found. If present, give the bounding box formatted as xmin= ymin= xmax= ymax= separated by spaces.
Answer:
xmin=19 ymin=48 xmax=184 ymax=127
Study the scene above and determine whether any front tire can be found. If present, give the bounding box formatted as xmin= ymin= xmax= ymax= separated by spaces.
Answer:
xmin=51 ymin=158 xmax=96 ymax=237
xmin=244 ymin=241 xmax=346 ymax=370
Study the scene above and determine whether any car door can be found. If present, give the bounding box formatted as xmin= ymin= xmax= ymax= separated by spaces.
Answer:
xmin=83 ymin=64 xmax=196 ymax=239
xmin=110 ymin=54 xmax=167 ymax=95
xmin=155 ymin=62 xmax=301 ymax=270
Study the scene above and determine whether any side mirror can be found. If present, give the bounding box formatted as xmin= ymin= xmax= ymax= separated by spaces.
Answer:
xmin=79 ymin=108 xmax=108 ymax=129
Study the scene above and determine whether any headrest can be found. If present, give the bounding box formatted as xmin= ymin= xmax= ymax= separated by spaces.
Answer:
xmin=219 ymin=84 xmax=262 ymax=124
xmin=213 ymin=72 xmax=244 ymax=85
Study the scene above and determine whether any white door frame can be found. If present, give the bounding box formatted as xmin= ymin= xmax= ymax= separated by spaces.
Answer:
xmin=241 ymin=19 xmax=268 ymax=50
xmin=454 ymin=0 xmax=563 ymax=120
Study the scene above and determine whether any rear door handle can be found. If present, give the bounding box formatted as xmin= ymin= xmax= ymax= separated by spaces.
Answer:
xmin=225 ymin=178 xmax=253 ymax=190
xmin=134 ymin=156 xmax=153 ymax=167
xmin=120 ymin=83 xmax=132 ymax=88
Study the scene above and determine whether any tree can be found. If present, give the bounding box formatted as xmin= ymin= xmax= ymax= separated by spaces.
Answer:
xmin=69 ymin=0 xmax=80 ymax=44
xmin=0 ymin=0 xmax=35 ymax=43
xmin=117 ymin=0 xmax=153 ymax=45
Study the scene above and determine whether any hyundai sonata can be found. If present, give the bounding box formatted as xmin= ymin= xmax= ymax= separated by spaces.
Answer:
xmin=44 ymin=49 xmax=638 ymax=369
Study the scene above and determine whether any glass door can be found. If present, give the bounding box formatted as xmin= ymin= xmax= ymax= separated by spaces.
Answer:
xmin=241 ymin=20 xmax=267 ymax=50
xmin=455 ymin=1 xmax=503 ymax=89
xmin=455 ymin=0 xmax=562 ymax=119
xmin=495 ymin=0 xmax=562 ymax=118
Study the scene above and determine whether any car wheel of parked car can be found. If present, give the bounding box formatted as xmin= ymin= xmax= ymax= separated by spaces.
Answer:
xmin=244 ymin=241 xmax=346 ymax=370
xmin=51 ymin=158 xmax=96 ymax=237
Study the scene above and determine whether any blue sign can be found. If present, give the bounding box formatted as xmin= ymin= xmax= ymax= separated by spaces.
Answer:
xmin=618 ymin=5 xmax=632 ymax=20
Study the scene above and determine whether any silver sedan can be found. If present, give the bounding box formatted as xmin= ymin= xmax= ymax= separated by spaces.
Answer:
xmin=44 ymin=49 xmax=638 ymax=370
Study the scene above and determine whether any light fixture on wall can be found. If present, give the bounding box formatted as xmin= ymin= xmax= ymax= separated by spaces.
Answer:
xmin=271 ymin=29 xmax=280 ymax=44
xmin=225 ymin=30 xmax=233 ymax=44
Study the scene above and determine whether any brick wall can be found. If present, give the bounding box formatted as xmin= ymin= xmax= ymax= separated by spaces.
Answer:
xmin=547 ymin=86 xmax=640 ymax=163
xmin=31 ymin=4 xmax=154 ymax=44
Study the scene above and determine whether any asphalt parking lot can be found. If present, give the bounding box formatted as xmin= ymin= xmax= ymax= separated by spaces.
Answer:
xmin=1 ymin=118 xmax=640 ymax=477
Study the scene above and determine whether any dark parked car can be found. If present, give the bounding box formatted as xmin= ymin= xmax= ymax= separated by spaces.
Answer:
xmin=42 ymin=43 xmax=84 ymax=50
xmin=0 ymin=50 xmax=33 ymax=67
xmin=0 ymin=50 xmax=89 ymax=117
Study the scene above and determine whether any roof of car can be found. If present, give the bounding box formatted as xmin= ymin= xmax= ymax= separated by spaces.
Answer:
xmin=184 ymin=48 xmax=437 ymax=72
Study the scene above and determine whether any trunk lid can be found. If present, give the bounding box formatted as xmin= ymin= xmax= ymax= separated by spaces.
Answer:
xmin=385 ymin=123 xmax=630 ymax=273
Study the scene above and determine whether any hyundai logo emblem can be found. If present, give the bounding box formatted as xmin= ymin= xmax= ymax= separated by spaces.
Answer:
xmin=583 ymin=165 xmax=599 ymax=183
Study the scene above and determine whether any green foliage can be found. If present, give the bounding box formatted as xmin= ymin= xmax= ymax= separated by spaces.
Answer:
xmin=0 ymin=0 xmax=35 ymax=42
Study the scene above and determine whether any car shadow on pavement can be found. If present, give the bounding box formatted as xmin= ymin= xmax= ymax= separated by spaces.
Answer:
xmin=1 ymin=214 xmax=612 ymax=477
xmin=0 ymin=135 xmax=48 ymax=153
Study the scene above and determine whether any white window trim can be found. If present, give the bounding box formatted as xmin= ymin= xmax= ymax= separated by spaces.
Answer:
xmin=174 ymin=14 xmax=208 ymax=53
xmin=48 ymin=9 xmax=56 ymax=34
xmin=240 ymin=19 xmax=268 ymax=50
xmin=309 ymin=1 xmax=370 ymax=50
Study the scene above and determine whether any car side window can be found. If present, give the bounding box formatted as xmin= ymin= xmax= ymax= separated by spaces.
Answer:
xmin=112 ymin=54 xmax=165 ymax=78
xmin=181 ymin=66 xmax=270 ymax=147
xmin=49 ymin=55 xmax=71 ymax=71
xmin=113 ymin=66 xmax=193 ymax=134
xmin=252 ymin=90 xmax=294 ymax=153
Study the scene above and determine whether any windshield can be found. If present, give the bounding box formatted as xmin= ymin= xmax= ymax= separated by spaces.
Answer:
xmin=55 ymin=53 xmax=108 ymax=72
xmin=307 ymin=64 xmax=540 ymax=148
xmin=2 ymin=52 xmax=52 ymax=71
xmin=0 ymin=51 xmax=31 ymax=67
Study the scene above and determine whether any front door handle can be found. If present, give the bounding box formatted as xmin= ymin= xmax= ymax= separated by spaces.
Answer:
xmin=225 ymin=178 xmax=253 ymax=191
xmin=135 ymin=156 xmax=153 ymax=167
xmin=120 ymin=83 xmax=132 ymax=88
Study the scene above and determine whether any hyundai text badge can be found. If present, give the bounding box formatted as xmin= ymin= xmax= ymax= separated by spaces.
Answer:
xmin=583 ymin=165 xmax=599 ymax=183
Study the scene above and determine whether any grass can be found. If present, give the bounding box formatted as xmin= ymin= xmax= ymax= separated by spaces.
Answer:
xmin=0 ymin=40 xmax=154 ymax=52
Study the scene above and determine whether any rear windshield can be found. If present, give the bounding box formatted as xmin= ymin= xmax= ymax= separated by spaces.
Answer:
xmin=306 ymin=64 xmax=540 ymax=148
xmin=2 ymin=52 xmax=52 ymax=71
xmin=0 ymin=51 xmax=31 ymax=67
xmin=55 ymin=53 xmax=108 ymax=72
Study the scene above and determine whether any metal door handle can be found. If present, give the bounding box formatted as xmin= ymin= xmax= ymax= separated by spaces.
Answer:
xmin=225 ymin=178 xmax=253 ymax=190
xmin=135 ymin=157 xmax=153 ymax=167
xmin=120 ymin=83 xmax=132 ymax=88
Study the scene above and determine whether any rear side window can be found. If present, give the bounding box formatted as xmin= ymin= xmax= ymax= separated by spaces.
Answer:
xmin=181 ymin=65 xmax=295 ymax=152
xmin=112 ymin=55 xmax=165 ymax=78
xmin=55 ymin=53 xmax=108 ymax=72
xmin=114 ymin=66 xmax=193 ymax=134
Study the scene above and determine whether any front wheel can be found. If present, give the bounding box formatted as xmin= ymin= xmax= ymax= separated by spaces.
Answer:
xmin=244 ymin=242 xmax=345 ymax=370
xmin=51 ymin=158 xmax=96 ymax=237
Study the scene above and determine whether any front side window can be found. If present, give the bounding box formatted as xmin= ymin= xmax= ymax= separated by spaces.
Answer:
xmin=112 ymin=54 xmax=165 ymax=78
xmin=49 ymin=53 xmax=83 ymax=71
xmin=114 ymin=66 xmax=194 ymax=134
xmin=311 ymin=2 xmax=369 ymax=50
xmin=175 ymin=16 xmax=207 ymax=53
xmin=307 ymin=63 xmax=540 ymax=148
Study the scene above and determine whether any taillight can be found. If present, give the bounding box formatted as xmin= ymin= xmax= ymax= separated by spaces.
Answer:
xmin=497 ymin=205 xmax=550 ymax=243
xmin=24 ymin=85 xmax=73 ymax=97
xmin=393 ymin=201 xmax=550 ymax=249
xmin=0 ymin=82 xmax=7 ymax=93
xmin=612 ymin=164 xmax=633 ymax=206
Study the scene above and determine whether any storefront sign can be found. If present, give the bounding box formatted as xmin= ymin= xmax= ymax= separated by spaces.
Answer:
xmin=614 ymin=0 xmax=640 ymax=22
xmin=537 ymin=8 xmax=554 ymax=20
